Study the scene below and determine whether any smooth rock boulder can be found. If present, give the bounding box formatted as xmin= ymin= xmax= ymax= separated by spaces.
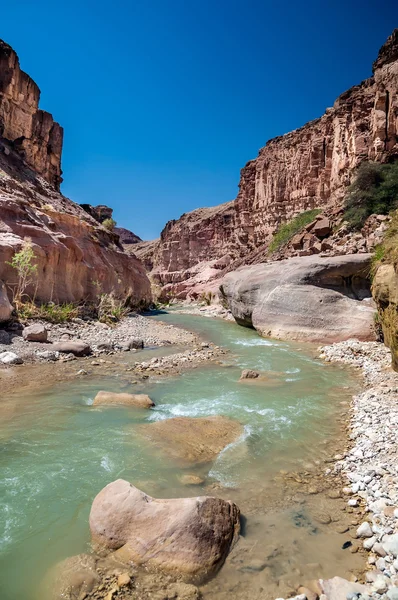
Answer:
xmin=220 ymin=254 xmax=376 ymax=343
xmin=52 ymin=340 xmax=91 ymax=356
xmin=0 ymin=281 xmax=13 ymax=322
xmin=93 ymin=391 xmax=155 ymax=408
xmin=89 ymin=479 xmax=240 ymax=581
xmin=138 ymin=415 xmax=243 ymax=465
xmin=23 ymin=323 xmax=48 ymax=342
xmin=319 ymin=576 xmax=368 ymax=600
xmin=0 ymin=351 xmax=22 ymax=365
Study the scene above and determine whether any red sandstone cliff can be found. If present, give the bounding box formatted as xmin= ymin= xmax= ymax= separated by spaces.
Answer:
xmin=0 ymin=39 xmax=151 ymax=308
xmin=136 ymin=29 xmax=398 ymax=300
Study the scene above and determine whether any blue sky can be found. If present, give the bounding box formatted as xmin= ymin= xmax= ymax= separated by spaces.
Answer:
xmin=1 ymin=1 xmax=396 ymax=239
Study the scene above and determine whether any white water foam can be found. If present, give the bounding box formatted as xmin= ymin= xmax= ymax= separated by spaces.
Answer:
xmin=232 ymin=338 xmax=275 ymax=347
xmin=100 ymin=455 xmax=113 ymax=472
xmin=208 ymin=424 xmax=253 ymax=487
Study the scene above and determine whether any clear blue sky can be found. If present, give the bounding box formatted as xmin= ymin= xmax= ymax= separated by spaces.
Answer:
xmin=1 ymin=1 xmax=396 ymax=240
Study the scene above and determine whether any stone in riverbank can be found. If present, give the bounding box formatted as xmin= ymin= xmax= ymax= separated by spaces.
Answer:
xmin=52 ymin=341 xmax=91 ymax=356
xmin=89 ymin=479 xmax=240 ymax=582
xmin=137 ymin=415 xmax=243 ymax=465
xmin=221 ymin=255 xmax=376 ymax=343
xmin=319 ymin=339 xmax=398 ymax=597
xmin=93 ymin=391 xmax=154 ymax=408
xmin=23 ymin=324 xmax=48 ymax=342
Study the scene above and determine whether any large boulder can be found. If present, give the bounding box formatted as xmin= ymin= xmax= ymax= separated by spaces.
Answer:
xmin=93 ymin=391 xmax=154 ymax=408
xmin=137 ymin=415 xmax=243 ymax=465
xmin=220 ymin=254 xmax=376 ymax=343
xmin=0 ymin=281 xmax=13 ymax=322
xmin=89 ymin=479 xmax=240 ymax=581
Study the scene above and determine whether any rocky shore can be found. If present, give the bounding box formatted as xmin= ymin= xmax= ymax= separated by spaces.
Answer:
xmin=0 ymin=312 xmax=196 ymax=365
xmin=317 ymin=340 xmax=398 ymax=600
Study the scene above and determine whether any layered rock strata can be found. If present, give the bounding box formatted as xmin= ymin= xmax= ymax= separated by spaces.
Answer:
xmin=0 ymin=39 xmax=63 ymax=189
xmin=0 ymin=39 xmax=151 ymax=308
xmin=136 ymin=29 xmax=398 ymax=299
xmin=220 ymin=254 xmax=376 ymax=342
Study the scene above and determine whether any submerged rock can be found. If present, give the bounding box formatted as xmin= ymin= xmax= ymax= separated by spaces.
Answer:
xmin=50 ymin=554 xmax=99 ymax=600
xmin=239 ymin=369 xmax=260 ymax=380
xmin=93 ymin=391 xmax=155 ymax=408
xmin=89 ymin=479 xmax=240 ymax=582
xmin=137 ymin=415 xmax=243 ymax=465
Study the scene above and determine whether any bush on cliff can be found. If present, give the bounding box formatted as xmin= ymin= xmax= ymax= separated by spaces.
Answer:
xmin=268 ymin=209 xmax=322 ymax=254
xmin=344 ymin=161 xmax=398 ymax=230
xmin=102 ymin=217 xmax=116 ymax=231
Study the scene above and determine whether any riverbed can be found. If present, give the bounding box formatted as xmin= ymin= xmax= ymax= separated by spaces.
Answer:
xmin=0 ymin=312 xmax=365 ymax=599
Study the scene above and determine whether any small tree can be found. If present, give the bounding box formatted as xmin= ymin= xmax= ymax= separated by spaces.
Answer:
xmin=7 ymin=240 xmax=38 ymax=307
xmin=102 ymin=218 xmax=116 ymax=231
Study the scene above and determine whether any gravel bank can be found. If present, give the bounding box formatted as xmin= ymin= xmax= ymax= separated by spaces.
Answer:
xmin=319 ymin=340 xmax=398 ymax=599
xmin=0 ymin=313 xmax=197 ymax=364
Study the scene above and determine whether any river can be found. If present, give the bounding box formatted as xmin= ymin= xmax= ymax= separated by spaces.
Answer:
xmin=0 ymin=311 xmax=363 ymax=599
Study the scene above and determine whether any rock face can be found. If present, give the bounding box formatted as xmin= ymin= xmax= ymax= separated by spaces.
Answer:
xmin=0 ymin=280 xmax=13 ymax=321
xmin=221 ymin=254 xmax=376 ymax=342
xmin=136 ymin=30 xmax=398 ymax=299
xmin=89 ymin=479 xmax=240 ymax=582
xmin=0 ymin=39 xmax=63 ymax=189
xmin=372 ymin=263 xmax=398 ymax=370
xmin=0 ymin=39 xmax=151 ymax=308
xmin=93 ymin=391 xmax=154 ymax=408
xmin=138 ymin=415 xmax=243 ymax=465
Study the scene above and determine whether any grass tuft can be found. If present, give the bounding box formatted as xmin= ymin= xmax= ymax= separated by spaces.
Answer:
xmin=268 ymin=209 xmax=322 ymax=254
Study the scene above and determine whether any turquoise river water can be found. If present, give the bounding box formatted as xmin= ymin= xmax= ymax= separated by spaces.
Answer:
xmin=0 ymin=312 xmax=363 ymax=600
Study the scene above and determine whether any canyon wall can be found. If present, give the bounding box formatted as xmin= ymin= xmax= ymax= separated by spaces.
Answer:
xmin=0 ymin=39 xmax=151 ymax=310
xmin=136 ymin=29 xmax=398 ymax=299
xmin=0 ymin=40 xmax=63 ymax=190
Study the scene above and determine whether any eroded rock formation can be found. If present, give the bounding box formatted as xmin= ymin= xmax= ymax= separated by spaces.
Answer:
xmin=0 ymin=39 xmax=151 ymax=308
xmin=136 ymin=29 xmax=398 ymax=299
xmin=0 ymin=40 xmax=63 ymax=189
xmin=221 ymin=254 xmax=376 ymax=343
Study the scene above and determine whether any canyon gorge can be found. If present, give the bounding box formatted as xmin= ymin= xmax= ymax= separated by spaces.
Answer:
xmin=1 ymin=25 xmax=398 ymax=600
xmin=135 ymin=29 xmax=398 ymax=304
xmin=0 ymin=39 xmax=150 ymax=308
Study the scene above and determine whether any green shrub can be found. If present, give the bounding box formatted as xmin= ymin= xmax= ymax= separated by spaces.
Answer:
xmin=343 ymin=161 xmax=398 ymax=230
xmin=268 ymin=209 xmax=322 ymax=254
xmin=97 ymin=292 xmax=129 ymax=323
xmin=102 ymin=218 xmax=117 ymax=231
xmin=6 ymin=241 xmax=38 ymax=308
xmin=18 ymin=302 xmax=80 ymax=323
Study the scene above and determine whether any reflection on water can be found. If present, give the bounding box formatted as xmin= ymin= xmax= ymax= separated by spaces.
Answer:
xmin=0 ymin=312 xmax=362 ymax=600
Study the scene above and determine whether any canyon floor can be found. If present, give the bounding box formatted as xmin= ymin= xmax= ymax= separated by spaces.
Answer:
xmin=1 ymin=308 xmax=397 ymax=600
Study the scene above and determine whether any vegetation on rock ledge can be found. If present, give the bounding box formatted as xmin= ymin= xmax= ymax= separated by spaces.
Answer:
xmin=344 ymin=161 xmax=398 ymax=230
xmin=268 ymin=209 xmax=322 ymax=254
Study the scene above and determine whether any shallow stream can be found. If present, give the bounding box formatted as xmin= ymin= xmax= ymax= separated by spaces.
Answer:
xmin=0 ymin=312 xmax=363 ymax=599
